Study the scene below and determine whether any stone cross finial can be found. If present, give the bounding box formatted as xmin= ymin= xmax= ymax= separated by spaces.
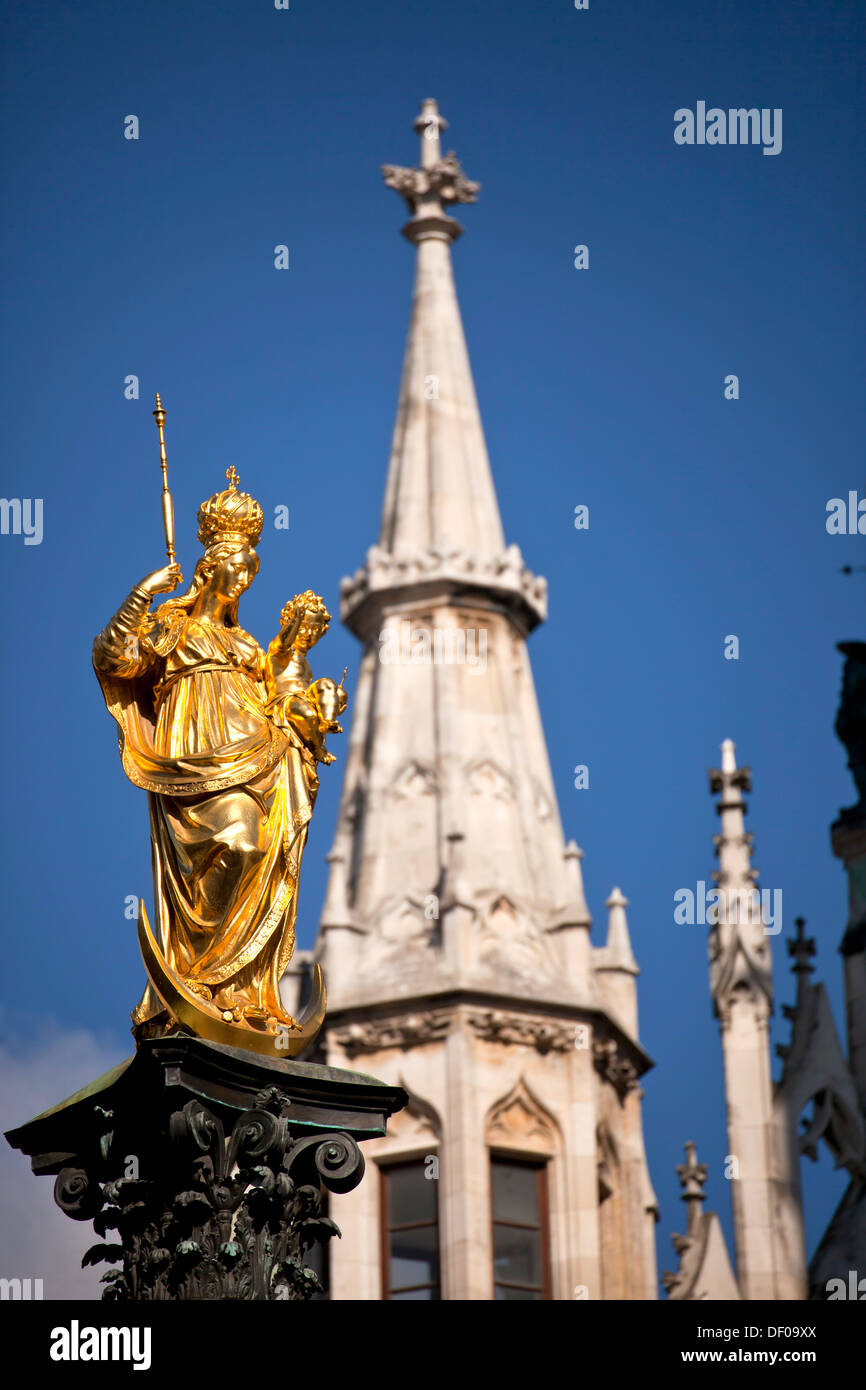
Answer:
xmin=382 ymin=99 xmax=480 ymax=243
xmin=788 ymin=915 xmax=816 ymax=978
xmin=675 ymin=1141 xmax=708 ymax=1239
xmin=662 ymin=1142 xmax=711 ymax=1289
xmin=676 ymin=1140 xmax=708 ymax=1203
xmin=778 ymin=917 xmax=816 ymax=1054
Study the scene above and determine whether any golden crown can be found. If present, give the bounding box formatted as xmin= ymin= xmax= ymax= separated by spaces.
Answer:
xmin=197 ymin=467 xmax=264 ymax=548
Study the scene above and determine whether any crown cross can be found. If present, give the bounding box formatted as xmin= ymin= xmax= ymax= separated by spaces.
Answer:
xmin=196 ymin=468 xmax=263 ymax=549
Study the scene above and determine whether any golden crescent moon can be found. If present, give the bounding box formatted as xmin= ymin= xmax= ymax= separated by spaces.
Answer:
xmin=137 ymin=900 xmax=326 ymax=1058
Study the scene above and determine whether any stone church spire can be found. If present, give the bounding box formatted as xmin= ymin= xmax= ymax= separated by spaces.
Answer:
xmin=341 ymin=99 xmax=546 ymax=645
xmin=706 ymin=739 xmax=806 ymax=1300
xmin=309 ymin=103 xmax=657 ymax=1302
xmin=325 ymin=101 xmax=572 ymax=1008
xmin=374 ymin=99 xmax=504 ymax=560
xmin=708 ymin=738 xmax=772 ymax=1019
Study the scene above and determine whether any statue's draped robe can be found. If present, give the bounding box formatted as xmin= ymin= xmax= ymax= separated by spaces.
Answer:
xmin=94 ymin=606 xmax=318 ymax=1026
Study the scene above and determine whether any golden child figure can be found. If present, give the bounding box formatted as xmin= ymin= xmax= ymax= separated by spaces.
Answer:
xmin=265 ymin=591 xmax=348 ymax=766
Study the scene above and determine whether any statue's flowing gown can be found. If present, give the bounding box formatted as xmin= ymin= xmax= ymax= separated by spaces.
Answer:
xmin=94 ymin=603 xmax=318 ymax=1028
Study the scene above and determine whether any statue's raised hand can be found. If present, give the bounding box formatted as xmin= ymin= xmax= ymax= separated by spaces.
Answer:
xmin=138 ymin=563 xmax=183 ymax=598
xmin=278 ymin=603 xmax=306 ymax=649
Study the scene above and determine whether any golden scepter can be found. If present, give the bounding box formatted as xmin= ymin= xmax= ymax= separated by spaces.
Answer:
xmin=152 ymin=392 xmax=176 ymax=564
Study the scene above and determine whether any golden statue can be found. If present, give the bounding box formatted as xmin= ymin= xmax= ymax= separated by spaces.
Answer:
xmin=93 ymin=405 xmax=346 ymax=1058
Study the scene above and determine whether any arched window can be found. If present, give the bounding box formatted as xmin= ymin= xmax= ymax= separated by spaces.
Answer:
xmin=485 ymin=1078 xmax=559 ymax=1301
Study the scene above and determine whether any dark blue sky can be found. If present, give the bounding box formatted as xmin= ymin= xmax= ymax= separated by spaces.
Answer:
xmin=1 ymin=0 xmax=863 ymax=1291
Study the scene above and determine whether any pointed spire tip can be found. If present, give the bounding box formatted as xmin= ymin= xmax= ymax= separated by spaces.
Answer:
xmin=599 ymin=885 xmax=638 ymax=973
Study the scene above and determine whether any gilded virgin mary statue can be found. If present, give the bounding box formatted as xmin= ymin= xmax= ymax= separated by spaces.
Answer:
xmin=93 ymin=466 xmax=346 ymax=1057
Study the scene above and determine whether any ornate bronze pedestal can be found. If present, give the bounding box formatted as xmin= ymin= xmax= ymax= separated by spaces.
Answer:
xmin=6 ymin=1037 xmax=406 ymax=1300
